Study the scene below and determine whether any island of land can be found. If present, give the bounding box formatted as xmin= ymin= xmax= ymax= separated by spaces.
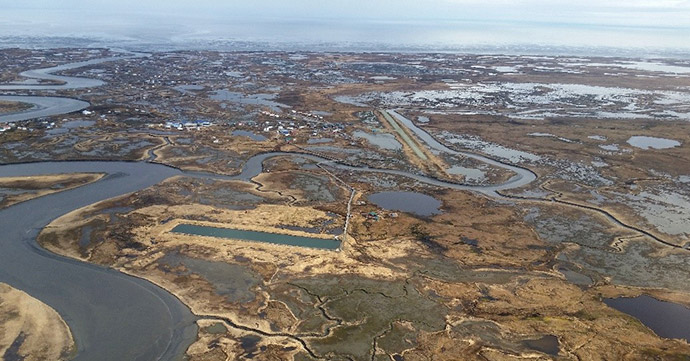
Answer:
xmin=0 ymin=47 xmax=689 ymax=361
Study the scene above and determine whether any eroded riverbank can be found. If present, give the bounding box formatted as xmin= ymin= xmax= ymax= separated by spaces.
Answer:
xmin=0 ymin=161 xmax=197 ymax=361
xmin=2 ymin=48 xmax=689 ymax=360
xmin=0 ymin=282 xmax=75 ymax=361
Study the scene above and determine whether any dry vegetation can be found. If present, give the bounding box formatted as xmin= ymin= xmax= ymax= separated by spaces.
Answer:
xmin=3 ymin=49 xmax=689 ymax=360
xmin=36 ymin=166 xmax=690 ymax=360
xmin=0 ymin=283 xmax=75 ymax=361
xmin=0 ymin=100 xmax=31 ymax=114
xmin=0 ymin=173 xmax=104 ymax=208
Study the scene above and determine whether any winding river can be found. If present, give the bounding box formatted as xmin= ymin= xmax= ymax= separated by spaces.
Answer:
xmin=0 ymin=95 xmax=89 ymax=123
xmin=0 ymin=51 xmax=145 ymax=123
xmin=3 ymin=47 xmax=688 ymax=360
xmin=0 ymin=51 xmax=540 ymax=360
xmin=223 ymin=151 xmax=534 ymax=197
xmin=0 ymin=162 xmax=197 ymax=361
xmin=0 ymin=53 xmax=201 ymax=361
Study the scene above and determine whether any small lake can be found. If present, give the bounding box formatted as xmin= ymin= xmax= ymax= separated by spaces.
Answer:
xmin=47 ymin=120 xmax=96 ymax=135
xmin=159 ymin=251 xmax=260 ymax=303
xmin=558 ymin=266 xmax=593 ymax=286
xmin=627 ymin=136 xmax=681 ymax=150
xmin=174 ymin=84 xmax=204 ymax=94
xmin=522 ymin=335 xmax=559 ymax=356
xmin=604 ymin=295 xmax=690 ymax=342
xmin=306 ymin=145 xmax=362 ymax=154
xmin=232 ymin=130 xmax=267 ymax=141
xmin=353 ymin=130 xmax=402 ymax=150
xmin=307 ymin=137 xmax=333 ymax=144
xmin=332 ymin=95 xmax=368 ymax=107
xmin=62 ymin=120 xmax=95 ymax=128
xmin=210 ymin=90 xmax=290 ymax=112
xmin=171 ymin=224 xmax=341 ymax=250
xmin=447 ymin=165 xmax=486 ymax=183
xmin=367 ymin=191 xmax=442 ymax=217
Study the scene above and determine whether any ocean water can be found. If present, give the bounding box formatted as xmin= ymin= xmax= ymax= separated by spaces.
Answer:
xmin=0 ymin=9 xmax=688 ymax=57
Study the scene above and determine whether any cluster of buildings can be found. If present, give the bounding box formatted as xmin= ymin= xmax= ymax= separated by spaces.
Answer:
xmin=289 ymin=109 xmax=325 ymax=121
xmin=148 ymin=105 xmax=350 ymax=144
xmin=239 ymin=109 xmax=349 ymax=140
xmin=162 ymin=120 xmax=214 ymax=131
xmin=0 ymin=120 xmax=49 ymax=133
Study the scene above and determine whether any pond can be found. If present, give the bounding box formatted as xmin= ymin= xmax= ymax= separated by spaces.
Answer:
xmin=367 ymin=191 xmax=442 ymax=217
xmin=307 ymin=137 xmax=333 ymax=144
xmin=159 ymin=251 xmax=260 ymax=303
xmin=353 ymin=130 xmax=402 ymax=150
xmin=47 ymin=120 xmax=96 ymax=135
xmin=171 ymin=224 xmax=341 ymax=250
xmin=604 ymin=295 xmax=690 ymax=342
xmin=174 ymin=84 xmax=204 ymax=94
xmin=232 ymin=130 xmax=267 ymax=141
xmin=210 ymin=90 xmax=290 ymax=112
xmin=447 ymin=165 xmax=486 ymax=183
xmin=627 ymin=136 xmax=681 ymax=150
xmin=522 ymin=335 xmax=559 ymax=356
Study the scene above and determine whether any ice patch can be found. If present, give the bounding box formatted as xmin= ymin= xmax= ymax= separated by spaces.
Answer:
xmin=440 ymin=131 xmax=541 ymax=163
xmin=627 ymin=136 xmax=681 ymax=150
xmin=599 ymin=144 xmax=620 ymax=152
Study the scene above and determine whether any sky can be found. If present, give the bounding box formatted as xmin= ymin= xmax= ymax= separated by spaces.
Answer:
xmin=1 ymin=0 xmax=689 ymax=52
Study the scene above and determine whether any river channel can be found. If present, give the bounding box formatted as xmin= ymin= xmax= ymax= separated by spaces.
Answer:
xmin=0 ymin=53 xmax=203 ymax=361
xmin=0 ymin=52 xmax=544 ymax=359
xmin=2 ymin=50 xmax=675 ymax=360
xmin=0 ymin=51 xmax=145 ymax=123
xmin=0 ymin=162 xmax=197 ymax=361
